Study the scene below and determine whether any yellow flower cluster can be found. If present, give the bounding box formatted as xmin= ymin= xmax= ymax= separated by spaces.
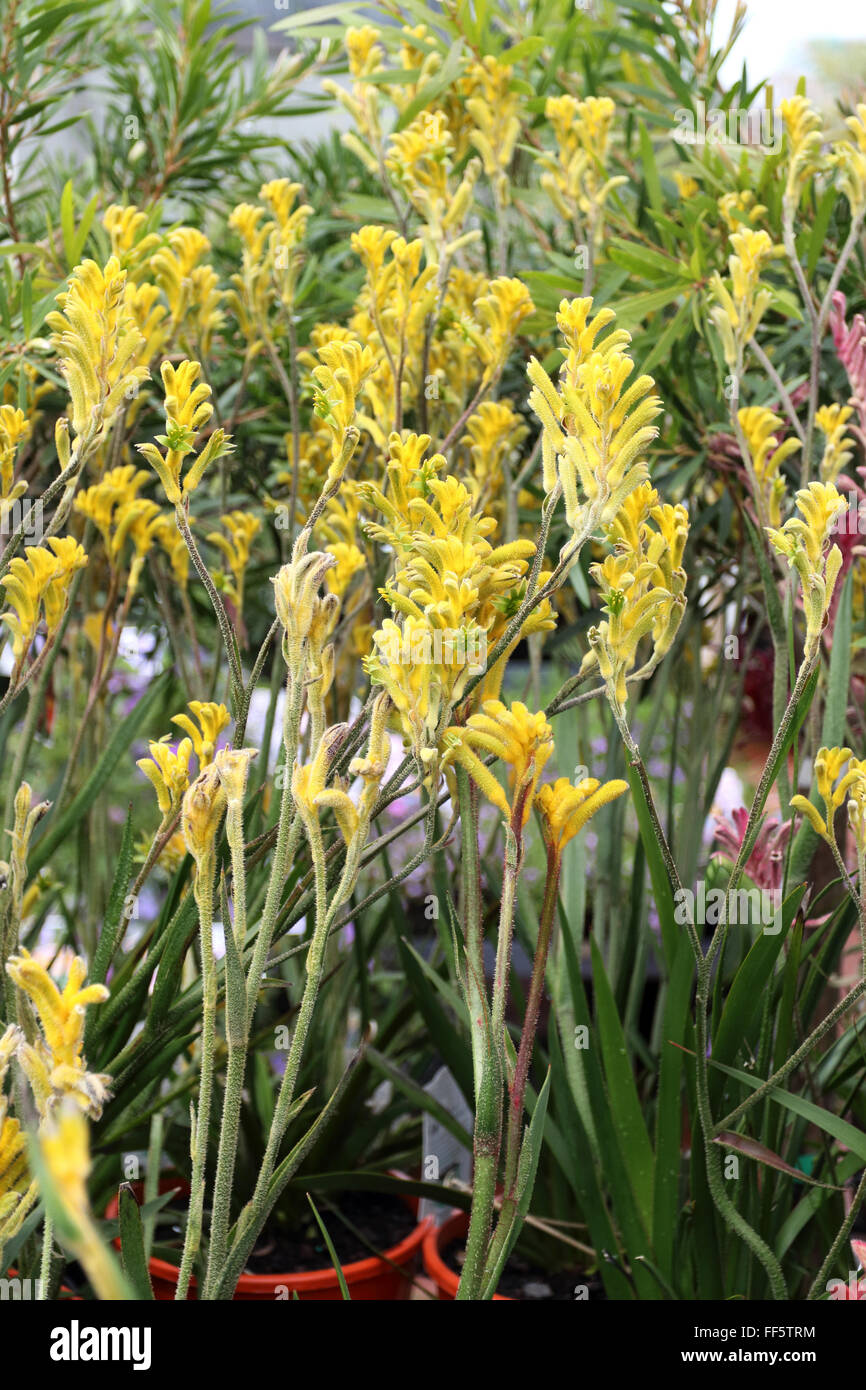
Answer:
xmin=1 ymin=536 xmax=88 ymax=664
xmin=75 ymin=463 xmax=164 ymax=589
xmin=363 ymin=439 xmax=553 ymax=760
xmin=444 ymin=699 xmax=628 ymax=851
xmin=207 ymin=511 xmax=261 ymax=617
xmin=465 ymin=56 xmax=522 ymax=203
xmin=831 ymin=105 xmax=866 ymax=219
xmin=580 ymin=482 xmax=689 ymax=716
xmin=815 ymin=403 xmax=855 ymax=484
xmin=137 ymin=359 xmax=233 ymax=505
xmin=461 ymin=400 xmax=528 ymax=511
xmin=46 ymin=256 xmax=151 ymax=452
xmin=0 ymin=1024 xmax=37 ymax=1253
xmin=322 ymin=26 xmax=388 ymax=178
xmin=152 ymin=226 xmax=224 ymax=352
xmin=386 ymin=112 xmax=480 ymax=253
xmin=536 ymin=775 xmax=629 ymax=852
xmin=708 ymin=228 xmax=780 ymax=368
xmin=293 ymin=692 xmax=390 ymax=855
xmin=718 ymin=190 xmax=767 ymax=232
xmin=444 ymin=701 xmax=554 ymax=828
xmin=538 ymin=95 xmax=626 ymax=242
xmin=136 ymin=701 xmax=231 ymax=820
xmin=5 ymin=950 xmax=111 ymax=1119
xmin=780 ymin=96 xmax=824 ymax=208
xmin=766 ymin=482 xmax=846 ymax=656
xmin=0 ymin=405 xmax=31 ymax=502
xmin=791 ymin=746 xmax=866 ymax=852
xmin=528 ymin=297 xmax=661 ymax=540
xmin=310 ymin=336 xmax=375 ymax=480
xmin=738 ymin=406 xmax=801 ymax=526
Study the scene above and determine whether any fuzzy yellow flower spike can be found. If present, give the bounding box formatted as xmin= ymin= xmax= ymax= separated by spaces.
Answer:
xmin=0 ymin=405 xmax=31 ymax=499
xmin=536 ymin=775 xmax=629 ymax=853
xmin=738 ymin=406 xmax=801 ymax=526
xmin=181 ymin=762 xmax=227 ymax=873
xmin=471 ymin=277 xmax=535 ymax=381
xmin=465 ymin=55 xmax=521 ymax=203
xmin=780 ymin=96 xmax=824 ymax=208
xmin=0 ymin=1024 xmax=37 ymax=1253
xmin=538 ymin=95 xmax=626 ymax=241
xmin=528 ymin=297 xmax=661 ymax=539
xmin=46 ymin=256 xmax=150 ymax=450
xmin=213 ymin=746 xmax=257 ymax=809
xmin=311 ymin=338 xmax=374 ymax=480
xmin=75 ymin=464 xmax=151 ymax=550
xmin=719 ymin=190 xmax=767 ymax=232
xmin=708 ymin=228 xmax=781 ymax=368
xmin=324 ymin=541 xmax=366 ymax=597
xmin=348 ymin=691 xmax=391 ymax=820
xmin=206 ymin=511 xmax=261 ymax=615
xmin=359 ymin=431 xmax=445 ymax=544
xmin=102 ymin=203 xmax=162 ymax=269
xmin=831 ymin=105 xmax=866 ymax=220
xmin=766 ymin=482 xmax=846 ymax=656
xmin=260 ymin=178 xmax=312 ymax=309
xmin=123 ymin=280 xmax=169 ymax=369
xmin=583 ymin=553 xmax=677 ymax=716
xmin=272 ymin=544 xmax=338 ymax=670
xmin=365 ymin=615 xmax=442 ymax=762
xmin=171 ymin=700 xmax=231 ymax=767
xmin=386 ymin=113 xmax=481 ymax=252
xmin=845 ymin=757 xmax=866 ymax=861
xmin=299 ymin=695 xmax=391 ymax=851
xmin=136 ymin=735 xmax=194 ymax=817
xmin=444 ymin=701 xmax=554 ymax=828
xmin=5 ymin=950 xmax=111 ymax=1119
xmin=462 ymin=400 xmax=528 ymax=505
xmin=1 ymin=536 xmax=88 ymax=664
xmin=815 ymin=404 xmax=855 ymax=484
xmin=227 ymin=202 xmax=274 ymax=350
xmin=151 ymin=226 xmax=211 ymax=324
xmin=791 ymin=747 xmax=866 ymax=845
xmin=6 ymin=782 xmax=50 ymax=939
xmin=292 ymin=723 xmax=350 ymax=824
xmin=137 ymin=359 xmax=233 ymax=504
xmin=322 ymin=26 xmax=387 ymax=176
xmin=795 ymin=745 xmax=861 ymax=839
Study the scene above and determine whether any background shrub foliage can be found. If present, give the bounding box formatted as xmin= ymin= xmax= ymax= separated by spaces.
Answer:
xmin=1 ymin=0 xmax=866 ymax=1301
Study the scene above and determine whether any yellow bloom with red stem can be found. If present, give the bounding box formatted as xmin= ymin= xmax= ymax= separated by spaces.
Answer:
xmin=443 ymin=701 xmax=554 ymax=828
xmin=536 ymin=775 xmax=629 ymax=853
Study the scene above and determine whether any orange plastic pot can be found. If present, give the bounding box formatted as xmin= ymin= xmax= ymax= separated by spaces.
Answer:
xmin=107 ymin=1177 xmax=432 ymax=1301
xmin=421 ymin=1209 xmax=510 ymax=1300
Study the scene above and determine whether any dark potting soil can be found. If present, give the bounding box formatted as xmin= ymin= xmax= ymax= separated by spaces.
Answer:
xmin=245 ymin=1189 xmax=417 ymax=1274
xmin=153 ymin=1189 xmax=416 ymax=1276
xmin=442 ymin=1238 xmax=605 ymax=1301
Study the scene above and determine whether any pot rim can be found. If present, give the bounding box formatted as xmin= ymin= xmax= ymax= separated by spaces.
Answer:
xmin=421 ymin=1207 xmax=509 ymax=1300
xmin=106 ymin=1172 xmax=433 ymax=1293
